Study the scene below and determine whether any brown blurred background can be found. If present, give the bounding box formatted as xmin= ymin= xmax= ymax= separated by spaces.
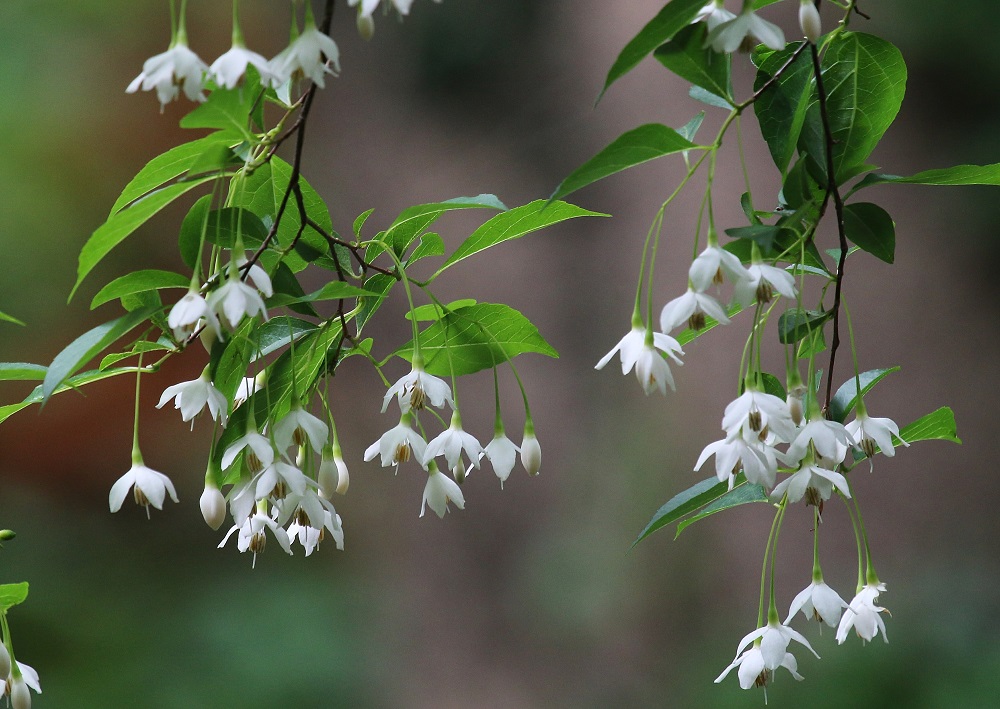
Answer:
xmin=0 ymin=1 xmax=998 ymax=707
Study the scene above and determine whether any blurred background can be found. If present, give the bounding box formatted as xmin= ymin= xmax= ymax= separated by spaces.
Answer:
xmin=1 ymin=1 xmax=998 ymax=706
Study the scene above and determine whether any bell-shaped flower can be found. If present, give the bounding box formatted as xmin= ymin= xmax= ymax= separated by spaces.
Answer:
xmin=660 ymin=288 xmax=730 ymax=333
xmin=785 ymin=416 xmax=855 ymax=465
xmin=845 ymin=408 xmax=907 ymax=459
xmin=269 ymin=22 xmax=341 ymax=88
xmin=221 ymin=429 xmax=275 ymax=474
xmin=707 ymin=8 xmax=785 ymax=54
xmin=693 ymin=1 xmax=736 ymax=32
xmin=274 ymin=405 xmax=329 ymax=453
xmin=156 ymin=369 xmax=229 ymax=427
xmin=695 ymin=432 xmax=776 ymax=490
xmin=786 ymin=579 xmax=849 ymax=628
xmin=364 ymin=414 xmax=427 ymax=470
xmin=109 ymin=457 xmax=179 ymax=515
xmin=423 ymin=412 xmax=483 ymax=471
xmin=837 ymin=582 xmax=889 ymax=644
xmin=596 ymin=326 xmax=683 ymax=395
xmin=251 ymin=459 xmax=311 ymax=501
xmin=168 ymin=288 xmax=221 ymax=343
xmin=207 ymin=273 xmax=268 ymax=329
xmin=483 ymin=429 xmax=520 ymax=485
xmin=126 ymin=41 xmax=208 ymax=109
xmin=6 ymin=661 xmax=41 ymax=709
xmin=420 ymin=464 xmax=466 ymax=518
xmin=231 ymin=252 xmax=273 ymax=298
xmin=382 ymin=361 xmax=454 ymax=414
xmin=520 ymin=426 xmax=541 ymax=476
xmin=219 ymin=510 xmax=292 ymax=567
xmin=287 ymin=508 xmax=344 ymax=555
xmin=210 ymin=45 xmax=273 ymax=89
xmin=689 ymin=242 xmax=748 ymax=292
xmin=715 ymin=621 xmax=817 ymax=690
xmin=771 ymin=460 xmax=851 ymax=505
xmin=200 ymin=483 xmax=227 ymax=531
xmin=722 ymin=386 xmax=797 ymax=443
xmin=734 ymin=263 xmax=797 ymax=307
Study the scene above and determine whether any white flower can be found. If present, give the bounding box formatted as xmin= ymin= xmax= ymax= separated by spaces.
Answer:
xmin=221 ymin=429 xmax=275 ymax=473
xmin=168 ymin=288 xmax=221 ymax=343
xmin=233 ymin=253 xmax=273 ymax=298
xmin=109 ymin=459 xmax=179 ymax=514
xmin=234 ymin=371 xmax=266 ymax=408
xmin=708 ymin=9 xmax=785 ymax=54
xmin=250 ymin=460 xmax=312 ymax=501
xmin=219 ymin=511 xmax=292 ymax=567
xmin=799 ymin=0 xmax=822 ymax=43
xmin=200 ymin=483 xmax=227 ymax=530
xmin=521 ymin=428 xmax=541 ymax=476
xmin=722 ymin=387 xmax=797 ymax=443
xmin=786 ymin=579 xmax=849 ymax=627
xmin=423 ymin=413 xmax=483 ymax=470
xmin=287 ymin=509 xmax=344 ymax=555
xmin=126 ymin=42 xmax=208 ymax=109
xmin=483 ymin=430 xmax=520 ymax=485
xmin=269 ymin=25 xmax=341 ymax=88
xmin=382 ymin=362 xmax=454 ymax=414
xmin=715 ymin=621 xmax=817 ymax=690
xmin=274 ymin=405 xmax=329 ymax=452
xmin=660 ymin=288 xmax=730 ymax=333
xmin=350 ymin=0 xmax=419 ymax=18
xmin=207 ymin=274 xmax=268 ymax=329
xmin=845 ymin=409 xmax=908 ymax=459
xmin=693 ymin=1 xmax=736 ymax=32
xmin=695 ymin=433 xmax=776 ymax=490
xmin=318 ymin=447 xmax=350 ymax=497
xmin=0 ymin=644 xmax=9 ymax=682
xmin=596 ymin=326 xmax=683 ymax=395
xmin=689 ymin=243 xmax=748 ymax=291
xmin=421 ymin=467 xmax=466 ymax=518
xmin=734 ymin=264 xmax=797 ymax=307
xmin=210 ymin=45 xmax=273 ymax=89
xmin=837 ymin=583 xmax=889 ymax=644
xmin=156 ymin=370 xmax=229 ymax=426
xmin=364 ymin=415 xmax=427 ymax=469
xmin=771 ymin=461 xmax=851 ymax=505
xmin=6 ymin=661 xmax=41 ymax=709
xmin=785 ymin=417 xmax=855 ymax=464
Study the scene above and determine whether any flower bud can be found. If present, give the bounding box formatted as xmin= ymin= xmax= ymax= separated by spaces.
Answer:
xmin=799 ymin=1 xmax=822 ymax=43
xmin=520 ymin=430 xmax=541 ymax=476
xmin=199 ymin=484 xmax=226 ymax=531
xmin=0 ymin=530 xmax=15 ymax=542
xmin=199 ymin=320 xmax=218 ymax=353
xmin=0 ymin=643 xmax=10 ymax=680
xmin=10 ymin=676 xmax=30 ymax=709
xmin=318 ymin=447 xmax=349 ymax=497
xmin=357 ymin=13 xmax=375 ymax=41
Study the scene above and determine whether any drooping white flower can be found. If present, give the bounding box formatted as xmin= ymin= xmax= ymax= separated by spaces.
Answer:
xmin=221 ymin=429 xmax=275 ymax=473
xmin=785 ymin=416 xmax=855 ymax=465
xmin=364 ymin=414 xmax=427 ymax=470
xmin=287 ymin=508 xmax=344 ymax=555
xmin=596 ymin=326 xmax=683 ymax=395
xmin=219 ymin=511 xmax=292 ymax=567
xmin=484 ymin=430 xmax=520 ymax=485
xmin=786 ymin=579 xmax=849 ymax=627
xmin=693 ymin=1 xmax=737 ymax=33
xmin=127 ymin=42 xmax=208 ymax=109
xmin=521 ymin=427 xmax=541 ymax=476
xmin=837 ymin=582 xmax=889 ymax=644
xmin=715 ymin=621 xmax=817 ymax=690
xmin=109 ymin=458 xmax=179 ymax=514
xmin=210 ymin=45 xmax=273 ymax=89
xmin=708 ymin=8 xmax=785 ymax=54
xmin=695 ymin=432 xmax=776 ymax=490
xmin=269 ymin=24 xmax=341 ymax=89
xmin=274 ymin=405 xmax=329 ymax=452
xmin=660 ymin=288 xmax=730 ymax=333
xmin=734 ymin=263 xmax=797 ymax=307
xmin=6 ymin=661 xmax=41 ymax=709
xmin=722 ymin=386 xmax=797 ymax=443
xmin=156 ymin=369 xmax=229 ymax=427
xmin=168 ymin=288 xmax=221 ymax=343
xmin=382 ymin=362 xmax=454 ymax=414
xmin=199 ymin=482 xmax=227 ymax=531
xmin=233 ymin=253 xmax=273 ymax=298
xmin=250 ymin=459 xmax=312 ymax=501
xmin=689 ymin=243 xmax=749 ymax=291
xmin=349 ymin=0 xmax=419 ymax=18
xmin=845 ymin=409 xmax=908 ymax=459
xmin=207 ymin=273 xmax=268 ymax=329
xmin=799 ymin=0 xmax=822 ymax=43
xmin=423 ymin=412 xmax=483 ymax=471
xmin=420 ymin=466 xmax=466 ymax=518
xmin=771 ymin=460 xmax=851 ymax=505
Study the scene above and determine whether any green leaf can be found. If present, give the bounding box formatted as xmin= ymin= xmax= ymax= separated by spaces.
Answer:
xmin=600 ymin=0 xmax=707 ymax=99
xmin=0 ymin=363 xmax=47 ymax=381
xmin=354 ymin=208 xmax=375 ymax=240
xmin=799 ymin=32 xmax=907 ymax=183
xmin=41 ymin=307 xmax=158 ymax=404
xmin=675 ymin=303 xmax=743 ymax=346
xmin=355 ymin=273 xmax=396 ymax=333
xmin=180 ymin=87 xmax=257 ymax=143
xmin=0 ymin=582 xmax=28 ymax=612
xmin=778 ymin=308 xmax=831 ymax=345
xmin=100 ymin=340 xmax=174 ymax=371
xmin=724 ymin=224 xmax=787 ymax=253
xmin=550 ymin=124 xmax=699 ymax=201
xmin=675 ymin=481 xmax=769 ymax=537
xmin=752 ymin=42 xmax=813 ymax=176
xmin=850 ymin=164 xmax=1000 ymax=193
xmin=440 ymin=200 xmax=606 ymax=272
xmin=1 ymin=366 xmax=142 ymax=425
xmin=405 ymin=299 xmax=477 ymax=322
xmin=395 ymin=303 xmax=557 ymax=377
xmin=843 ymin=202 xmax=895 ymax=264
xmin=90 ymin=270 xmax=190 ymax=309
xmin=898 ymin=406 xmax=959 ymax=445
xmin=759 ymin=372 xmax=786 ymax=400
xmin=379 ymin=195 xmax=506 ymax=259
xmin=252 ymin=317 xmax=318 ymax=360
xmin=829 ymin=366 xmax=900 ymax=423
xmin=632 ymin=476 xmax=727 ymax=548
xmin=73 ymin=176 xmax=218 ymax=300
xmin=689 ymin=86 xmax=733 ymax=109
xmin=203 ymin=207 xmax=270 ymax=250
xmin=0 ymin=310 xmax=24 ymax=326
xmin=110 ymin=134 xmax=236 ymax=215
xmin=406 ymin=232 xmax=445 ymax=265
xmin=796 ymin=326 xmax=826 ymax=359
xmin=178 ymin=195 xmax=212 ymax=270
xmin=268 ymin=262 xmax=318 ymax=317
xmin=654 ymin=24 xmax=732 ymax=103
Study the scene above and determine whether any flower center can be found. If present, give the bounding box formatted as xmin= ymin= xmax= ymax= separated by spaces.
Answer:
xmin=860 ymin=435 xmax=877 ymax=458
xmin=133 ymin=487 xmax=150 ymax=508
xmin=393 ymin=442 xmax=411 ymax=464
xmin=409 ymin=384 xmax=426 ymax=411
xmin=270 ymin=480 xmax=288 ymax=500
xmin=292 ymin=426 xmax=307 ymax=447
xmin=748 ymin=410 xmax=763 ymax=432
xmin=688 ymin=312 xmax=706 ymax=331
xmin=249 ymin=532 xmax=266 ymax=554
xmin=756 ymin=281 xmax=774 ymax=304
xmin=246 ymin=450 xmax=264 ymax=474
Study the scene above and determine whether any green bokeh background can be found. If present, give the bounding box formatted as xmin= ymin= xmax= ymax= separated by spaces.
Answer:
xmin=1 ymin=1 xmax=998 ymax=706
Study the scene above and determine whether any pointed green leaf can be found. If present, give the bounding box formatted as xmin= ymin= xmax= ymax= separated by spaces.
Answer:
xmin=440 ymin=200 xmax=607 ymax=272
xmin=0 ymin=582 xmax=28 ymax=612
xmin=898 ymin=406 xmax=959 ymax=445
xmin=843 ymin=202 xmax=895 ymax=263
xmin=405 ymin=300 xmax=477 ymax=322
xmin=368 ymin=195 xmax=507 ymax=261
xmin=829 ymin=366 xmax=901 ymax=423
xmin=600 ymin=0 xmax=707 ymax=99
xmin=180 ymin=87 xmax=257 ymax=142
xmin=654 ymin=24 xmax=732 ymax=102
xmin=406 ymin=232 xmax=445 ymax=265
xmin=0 ymin=363 xmax=47 ymax=381
xmin=632 ymin=476 xmax=726 ymax=548
xmin=90 ymin=269 xmax=190 ymax=309
xmin=851 ymin=164 xmax=1000 ymax=194
xmin=2 ymin=366 xmax=143 ymax=425
xmin=0 ymin=311 xmax=25 ymax=326
xmin=752 ymin=42 xmax=813 ymax=175
xmin=778 ymin=308 xmax=832 ymax=345
xmin=675 ymin=481 xmax=769 ymax=536
xmin=550 ymin=124 xmax=700 ymax=201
